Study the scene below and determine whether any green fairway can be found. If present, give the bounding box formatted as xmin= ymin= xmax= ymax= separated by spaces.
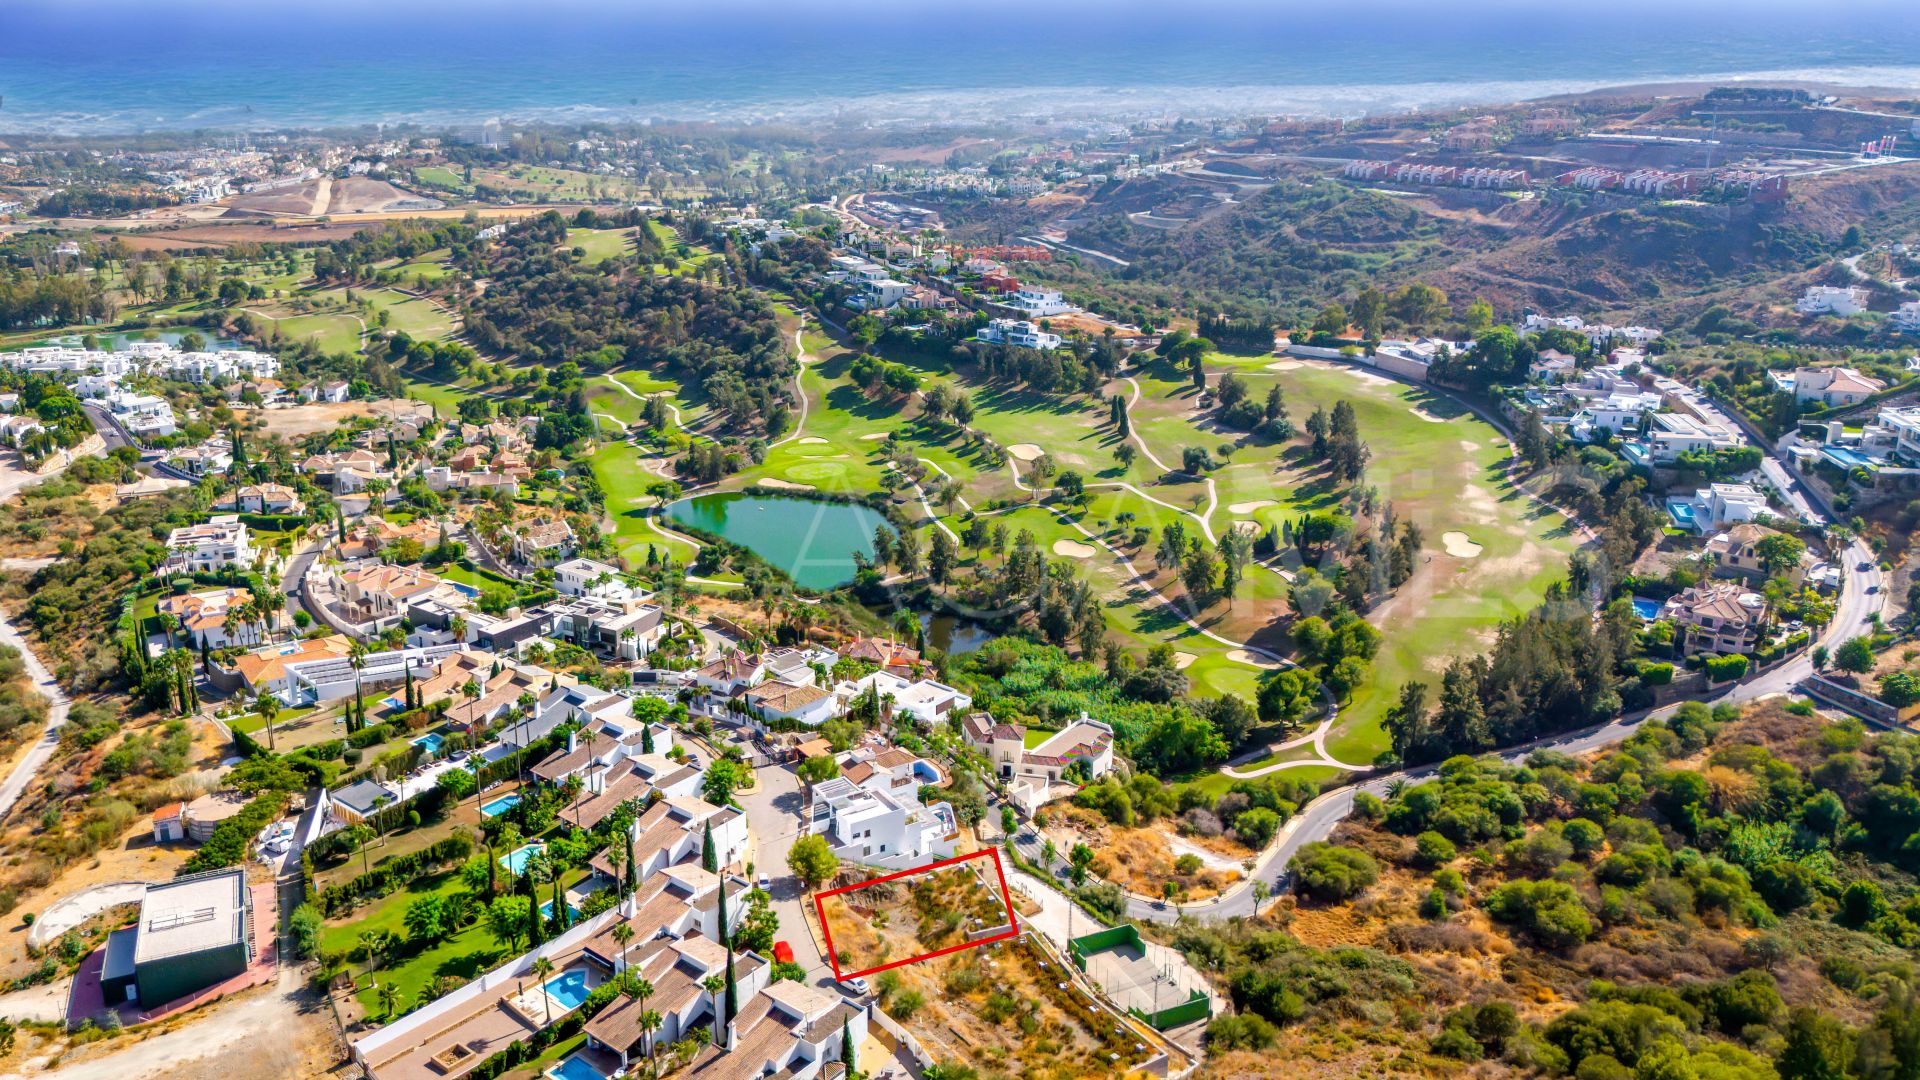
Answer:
xmin=566 ymin=227 xmax=634 ymax=265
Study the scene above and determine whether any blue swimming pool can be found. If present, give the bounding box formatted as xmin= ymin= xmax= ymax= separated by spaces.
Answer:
xmin=480 ymin=793 xmax=521 ymax=818
xmin=500 ymin=842 xmax=545 ymax=875
xmin=413 ymin=732 xmax=445 ymax=755
xmin=540 ymin=899 xmax=581 ymax=923
xmin=549 ymin=1052 xmax=608 ymax=1080
xmin=1667 ymin=502 xmax=1698 ymax=529
xmin=543 ymin=968 xmax=593 ymax=1011
xmin=1631 ymin=597 xmax=1663 ymax=621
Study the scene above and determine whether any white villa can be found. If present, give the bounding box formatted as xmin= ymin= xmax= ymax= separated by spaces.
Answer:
xmin=161 ymin=517 xmax=255 ymax=575
xmin=806 ymin=776 xmax=956 ymax=871
xmin=975 ymin=318 xmax=1062 ymax=351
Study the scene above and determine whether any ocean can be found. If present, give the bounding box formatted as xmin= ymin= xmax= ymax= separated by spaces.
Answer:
xmin=3 ymin=0 xmax=1919 ymax=134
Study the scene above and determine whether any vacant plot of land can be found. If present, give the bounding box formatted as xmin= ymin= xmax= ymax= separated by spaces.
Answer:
xmin=247 ymin=400 xmax=434 ymax=439
xmin=819 ymin=858 xmax=1015 ymax=977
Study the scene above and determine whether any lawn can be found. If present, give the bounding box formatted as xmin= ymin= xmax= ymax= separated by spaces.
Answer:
xmin=565 ymin=228 xmax=634 ymax=265
xmin=258 ymin=310 xmax=362 ymax=355
xmin=363 ymin=288 xmax=455 ymax=339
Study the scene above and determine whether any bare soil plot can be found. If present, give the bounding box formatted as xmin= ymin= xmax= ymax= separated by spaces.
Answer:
xmin=819 ymin=857 xmax=1015 ymax=977
xmin=1042 ymin=804 xmax=1247 ymax=900
xmin=246 ymin=399 xmax=434 ymax=439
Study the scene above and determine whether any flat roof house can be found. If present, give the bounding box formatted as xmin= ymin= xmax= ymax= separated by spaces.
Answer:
xmin=161 ymin=518 xmax=255 ymax=575
xmin=101 ymin=868 xmax=255 ymax=1008
xmin=806 ymin=776 xmax=955 ymax=871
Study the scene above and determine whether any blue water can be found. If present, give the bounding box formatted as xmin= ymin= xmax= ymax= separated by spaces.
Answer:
xmin=412 ymin=732 xmax=445 ymax=755
xmin=1631 ymin=597 xmax=1663 ymax=621
xmin=1668 ymin=503 xmax=1698 ymax=528
xmin=480 ymin=794 xmax=522 ymax=818
xmin=3 ymin=2 xmax=1918 ymax=133
xmin=500 ymin=842 xmax=545 ymax=874
xmin=543 ymin=968 xmax=593 ymax=1011
xmin=550 ymin=1053 xmax=608 ymax=1080
xmin=540 ymin=899 xmax=582 ymax=923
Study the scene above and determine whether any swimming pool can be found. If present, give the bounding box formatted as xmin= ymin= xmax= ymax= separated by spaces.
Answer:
xmin=1666 ymin=502 xmax=1698 ymax=529
xmin=500 ymin=842 xmax=545 ymax=875
xmin=543 ymin=968 xmax=593 ymax=1011
xmin=480 ymin=793 xmax=522 ymax=818
xmin=1631 ymin=597 xmax=1663 ymax=621
xmin=548 ymin=1052 xmax=608 ymax=1080
xmin=540 ymin=899 xmax=581 ymax=923
xmin=413 ymin=733 xmax=445 ymax=755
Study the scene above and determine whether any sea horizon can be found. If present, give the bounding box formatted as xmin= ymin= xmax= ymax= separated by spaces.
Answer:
xmin=4 ymin=1 xmax=1919 ymax=135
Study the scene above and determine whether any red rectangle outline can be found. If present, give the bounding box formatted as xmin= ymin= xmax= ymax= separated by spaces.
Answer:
xmin=814 ymin=847 xmax=1020 ymax=981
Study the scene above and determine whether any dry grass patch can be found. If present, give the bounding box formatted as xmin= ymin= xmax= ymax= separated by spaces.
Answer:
xmin=1044 ymin=804 xmax=1244 ymax=900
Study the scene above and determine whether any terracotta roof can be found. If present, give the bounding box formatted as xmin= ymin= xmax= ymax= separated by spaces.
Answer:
xmin=745 ymin=681 xmax=830 ymax=712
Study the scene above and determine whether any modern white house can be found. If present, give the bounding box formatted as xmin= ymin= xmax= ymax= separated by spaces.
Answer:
xmin=975 ymin=318 xmax=1062 ymax=351
xmin=1667 ymin=483 xmax=1772 ymax=535
xmin=1893 ymin=300 xmax=1920 ymax=335
xmin=553 ymin=558 xmax=637 ymax=602
xmin=836 ymin=669 xmax=972 ymax=726
xmin=806 ymin=776 xmax=955 ymax=871
xmin=160 ymin=517 xmax=256 ymax=574
xmin=1003 ymin=286 xmax=1075 ymax=317
xmin=1797 ymin=285 xmax=1869 ymax=317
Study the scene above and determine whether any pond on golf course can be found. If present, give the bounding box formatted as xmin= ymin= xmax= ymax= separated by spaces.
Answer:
xmin=665 ymin=492 xmax=893 ymax=591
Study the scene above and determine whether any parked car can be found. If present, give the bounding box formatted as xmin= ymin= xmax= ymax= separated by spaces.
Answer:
xmin=841 ymin=976 xmax=870 ymax=995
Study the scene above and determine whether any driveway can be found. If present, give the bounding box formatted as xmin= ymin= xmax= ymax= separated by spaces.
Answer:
xmin=737 ymin=760 xmax=831 ymax=986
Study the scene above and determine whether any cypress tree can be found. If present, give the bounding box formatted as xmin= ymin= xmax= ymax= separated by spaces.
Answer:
xmin=623 ymin=827 xmax=637 ymax=895
xmin=551 ymin=878 xmax=568 ymax=931
xmin=702 ymin=821 xmax=717 ymax=873
xmin=723 ymin=947 xmax=737 ymax=1029
xmin=642 ymin=723 xmax=654 ymax=754
xmin=841 ymin=1020 xmax=855 ymax=1074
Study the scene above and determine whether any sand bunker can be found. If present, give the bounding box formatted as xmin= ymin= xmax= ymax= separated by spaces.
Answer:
xmin=1351 ymin=371 xmax=1392 ymax=386
xmin=859 ymin=432 xmax=889 ymax=441
xmin=1228 ymin=500 xmax=1277 ymax=514
xmin=1174 ymin=652 xmax=1198 ymax=670
xmin=1232 ymin=520 xmax=1264 ymax=534
xmin=798 ymin=436 xmax=830 ymax=445
xmin=1225 ymin=648 xmax=1282 ymax=669
xmin=757 ymin=479 xmax=815 ymax=491
xmin=1052 ymin=539 xmax=1097 ymax=559
xmin=1441 ymin=531 xmax=1484 ymax=558
xmin=1008 ymin=443 xmax=1046 ymax=462
xmin=1266 ymin=360 xmax=1303 ymax=370
xmin=1410 ymin=407 xmax=1447 ymax=423
xmin=1459 ymin=440 xmax=1482 ymax=452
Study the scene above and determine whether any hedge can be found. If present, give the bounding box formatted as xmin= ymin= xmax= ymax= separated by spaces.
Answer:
xmin=1638 ymin=662 xmax=1675 ymax=687
xmin=1705 ymin=654 xmax=1751 ymax=683
xmin=180 ymin=791 xmax=290 ymax=874
xmin=348 ymin=723 xmax=394 ymax=749
xmin=317 ymin=834 xmax=474 ymax=918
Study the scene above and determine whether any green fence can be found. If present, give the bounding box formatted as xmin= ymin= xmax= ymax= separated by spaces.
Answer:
xmin=1067 ymin=924 xmax=1141 ymax=971
xmin=1132 ymin=989 xmax=1212 ymax=1030
xmin=1068 ymin=922 xmax=1214 ymax=1030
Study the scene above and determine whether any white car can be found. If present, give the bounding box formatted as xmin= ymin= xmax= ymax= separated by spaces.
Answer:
xmin=841 ymin=976 xmax=870 ymax=995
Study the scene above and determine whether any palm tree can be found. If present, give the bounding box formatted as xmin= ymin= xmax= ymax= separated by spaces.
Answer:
xmin=532 ymin=955 xmax=556 ymax=1025
xmin=701 ymin=975 xmax=726 ymax=1045
xmin=639 ymin=1008 xmax=664 ymax=1079
xmin=347 ymin=640 xmax=369 ymax=730
xmin=514 ymin=691 xmax=538 ymax=780
xmin=376 ymin=979 xmax=401 ymax=1021
xmin=611 ymin=922 xmax=635 ymax=975
xmin=253 ymin=693 xmax=281 ymax=752
xmin=157 ymin=612 xmax=180 ymax=652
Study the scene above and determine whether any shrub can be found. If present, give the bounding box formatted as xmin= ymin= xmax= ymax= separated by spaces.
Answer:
xmin=1206 ymin=1013 xmax=1278 ymax=1051
xmin=1413 ymin=831 xmax=1457 ymax=867
xmin=1234 ymin=807 xmax=1281 ymax=848
xmin=1287 ymin=842 xmax=1378 ymax=902
xmin=1704 ymin=654 xmax=1750 ymax=683
xmin=1484 ymin=879 xmax=1595 ymax=947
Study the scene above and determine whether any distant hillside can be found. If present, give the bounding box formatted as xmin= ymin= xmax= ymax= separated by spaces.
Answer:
xmin=992 ymin=162 xmax=1920 ymax=326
